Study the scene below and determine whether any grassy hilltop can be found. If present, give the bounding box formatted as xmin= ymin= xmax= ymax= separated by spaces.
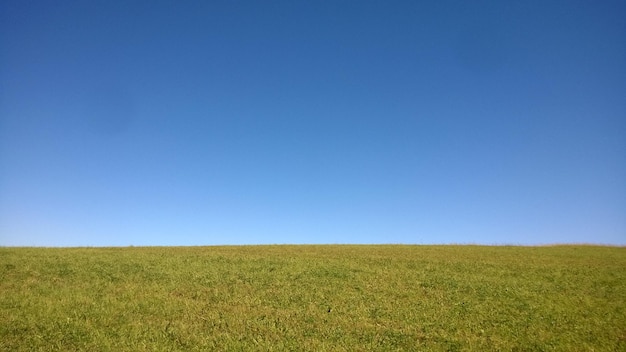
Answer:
xmin=1 ymin=245 xmax=625 ymax=351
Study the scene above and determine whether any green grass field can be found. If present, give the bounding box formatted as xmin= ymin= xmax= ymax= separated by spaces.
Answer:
xmin=1 ymin=245 xmax=625 ymax=351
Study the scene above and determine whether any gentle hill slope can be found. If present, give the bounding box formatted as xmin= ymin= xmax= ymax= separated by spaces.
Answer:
xmin=1 ymin=245 xmax=625 ymax=351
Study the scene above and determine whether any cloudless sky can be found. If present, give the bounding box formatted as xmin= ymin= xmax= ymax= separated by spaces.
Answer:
xmin=1 ymin=1 xmax=625 ymax=246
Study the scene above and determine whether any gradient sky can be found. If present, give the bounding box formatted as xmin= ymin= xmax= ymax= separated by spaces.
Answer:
xmin=1 ymin=1 xmax=625 ymax=246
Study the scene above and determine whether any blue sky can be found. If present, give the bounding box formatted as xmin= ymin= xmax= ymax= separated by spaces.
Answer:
xmin=1 ymin=1 xmax=624 ymax=246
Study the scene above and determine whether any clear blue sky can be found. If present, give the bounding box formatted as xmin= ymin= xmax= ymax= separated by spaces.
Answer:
xmin=1 ymin=1 xmax=624 ymax=246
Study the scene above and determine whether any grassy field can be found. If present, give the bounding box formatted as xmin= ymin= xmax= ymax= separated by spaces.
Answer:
xmin=1 ymin=245 xmax=625 ymax=351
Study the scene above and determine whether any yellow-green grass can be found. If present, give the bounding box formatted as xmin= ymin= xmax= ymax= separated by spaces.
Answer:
xmin=1 ymin=245 xmax=625 ymax=351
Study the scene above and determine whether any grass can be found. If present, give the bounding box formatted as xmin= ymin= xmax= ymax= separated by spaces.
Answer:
xmin=1 ymin=245 xmax=625 ymax=351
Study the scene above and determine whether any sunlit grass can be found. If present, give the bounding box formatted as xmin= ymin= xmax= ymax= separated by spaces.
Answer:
xmin=1 ymin=245 xmax=625 ymax=351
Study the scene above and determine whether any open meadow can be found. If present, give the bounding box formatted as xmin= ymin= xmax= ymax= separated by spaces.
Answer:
xmin=1 ymin=245 xmax=625 ymax=351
